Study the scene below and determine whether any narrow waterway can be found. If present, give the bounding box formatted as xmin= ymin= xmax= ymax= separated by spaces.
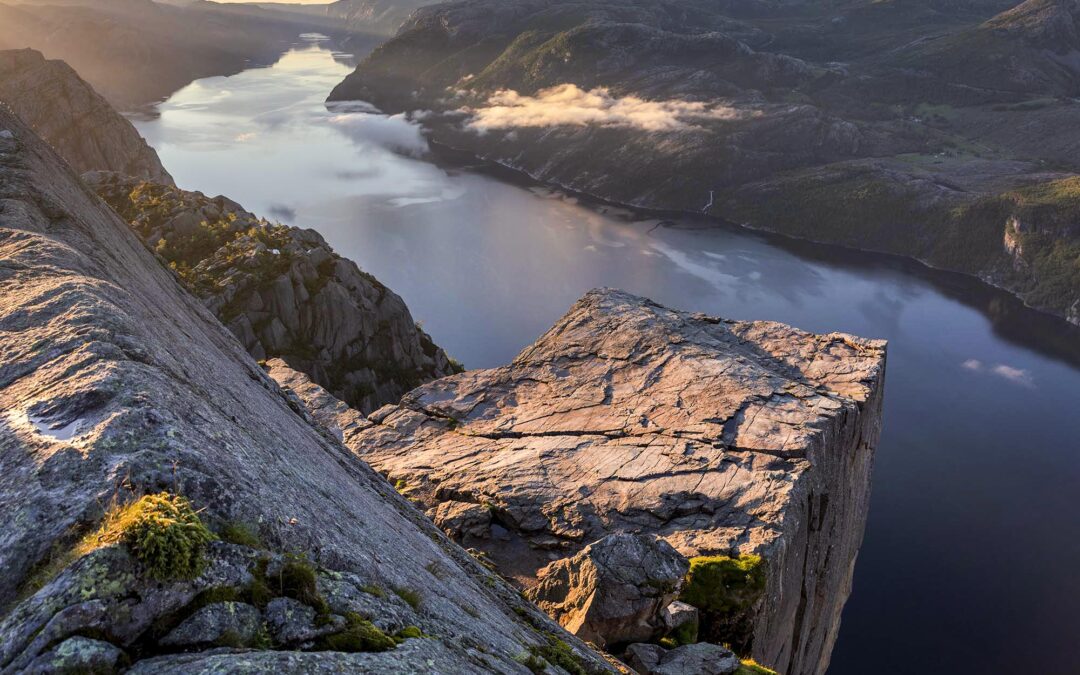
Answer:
xmin=133 ymin=39 xmax=1080 ymax=675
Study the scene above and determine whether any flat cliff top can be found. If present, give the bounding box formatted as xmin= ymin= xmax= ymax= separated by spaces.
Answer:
xmin=353 ymin=288 xmax=887 ymax=573
xmin=0 ymin=103 xmax=609 ymax=672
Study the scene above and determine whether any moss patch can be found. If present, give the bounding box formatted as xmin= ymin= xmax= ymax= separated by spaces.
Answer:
xmin=315 ymin=612 xmax=396 ymax=653
xmin=219 ymin=521 xmax=262 ymax=549
xmin=86 ymin=493 xmax=214 ymax=580
xmin=679 ymin=554 xmax=765 ymax=654
xmin=392 ymin=586 xmax=422 ymax=610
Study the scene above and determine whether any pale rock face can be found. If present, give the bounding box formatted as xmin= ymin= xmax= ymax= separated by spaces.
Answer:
xmin=526 ymin=533 xmax=689 ymax=648
xmin=277 ymin=288 xmax=887 ymax=675
xmin=0 ymin=105 xmax=611 ymax=674
xmin=0 ymin=49 xmax=173 ymax=183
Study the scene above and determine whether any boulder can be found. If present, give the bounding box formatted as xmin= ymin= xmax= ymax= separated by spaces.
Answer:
xmin=160 ymin=602 xmax=262 ymax=648
xmin=526 ymin=533 xmax=689 ymax=648
xmin=624 ymin=643 xmax=666 ymax=674
xmin=662 ymin=601 xmax=699 ymax=645
xmin=651 ymin=643 xmax=741 ymax=675
xmin=25 ymin=636 xmax=126 ymax=674
xmin=431 ymin=501 xmax=493 ymax=540
xmin=265 ymin=597 xmax=345 ymax=646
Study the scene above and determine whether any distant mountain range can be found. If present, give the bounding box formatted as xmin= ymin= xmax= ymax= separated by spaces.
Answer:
xmin=0 ymin=0 xmax=382 ymax=107
xmin=329 ymin=0 xmax=1080 ymax=325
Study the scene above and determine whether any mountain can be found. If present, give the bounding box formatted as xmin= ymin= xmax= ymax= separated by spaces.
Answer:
xmin=271 ymin=289 xmax=888 ymax=675
xmin=89 ymin=172 xmax=459 ymax=412
xmin=330 ymin=0 xmax=1080 ymax=326
xmin=0 ymin=96 xmax=616 ymax=674
xmin=254 ymin=0 xmax=437 ymax=37
xmin=0 ymin=48 xmax=172 ymax=182
xmin=0 ymin=0 xmax=367 ymax=108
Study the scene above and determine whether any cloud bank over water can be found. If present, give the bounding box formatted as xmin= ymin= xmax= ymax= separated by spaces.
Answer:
xmin=464 ymin=84 xmax=748 ymax=132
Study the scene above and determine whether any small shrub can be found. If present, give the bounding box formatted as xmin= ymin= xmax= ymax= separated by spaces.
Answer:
xmin=87 ymin=493 xmax=214 ymax=580
xmin=316 ymin=612 xmax=396 ymax=652
xmin=393 ymin=586 xmax=422 ymax=610
xmin=360 ymin=584 xmax=386 ymax=598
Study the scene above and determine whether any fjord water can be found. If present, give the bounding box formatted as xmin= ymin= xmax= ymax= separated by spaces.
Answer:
xmin=134 ymin=41 xmax=1080 ymax=674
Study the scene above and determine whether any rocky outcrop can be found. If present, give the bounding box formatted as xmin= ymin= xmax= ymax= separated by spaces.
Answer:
xmin=527 ymin=534 xmax=689 ymax=649
xmin=0 ymin=103 xmax=613 ymax=673
xmin=274 ymin=288 xmax=887 ymax=674
xmin=89 ymin=173 xmax=457 ymax=412
xmin=0 ymin=49 xmax=172 ymax=183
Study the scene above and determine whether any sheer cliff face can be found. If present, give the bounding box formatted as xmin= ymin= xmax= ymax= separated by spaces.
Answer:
xmin=0 ymin=49 xmax=172 ymax=184
xmin=89 ymin=173 xmax=457 ymax=413
xmin=275 ymin=289 xmax=888 ymax=675
xmin=0 ymin=106 xmax=612 ymax=673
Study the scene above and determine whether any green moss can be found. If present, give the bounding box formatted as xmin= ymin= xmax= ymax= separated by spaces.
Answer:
xmin=515 ymin=651 xmax=548 ymax=674
xmin=679 ymin=554 xmax=765 ymax=653
xmin=393 ymin=586 xmax=422 ymax=610
xmin=667 ymin=613 xmax=699 ymax=646
xmin=86 ymin=493 xmax=214 ymax=580
xmin=658 ymin=637 xmax=678 ymax=650
xmin=680 ymin=555 xmax=765 ymax=616
xmin=248 ymin=558 xmax=274 ymax=608
xmin=316 ymin=612 xmax=396 ymax=652
xmin=392 ymin=625 xmax=427 ymax=642
xmin=529 ymin=636 xmax=588 ymax=675
xmin=276 ymin=560 xmax=330 ymax=615
xmin=219 ymin=521 xmax=262 ymax=549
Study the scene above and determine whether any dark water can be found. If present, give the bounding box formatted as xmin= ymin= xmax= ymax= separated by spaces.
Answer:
xmin=133 ymin=41 xmax=1080 ymax=674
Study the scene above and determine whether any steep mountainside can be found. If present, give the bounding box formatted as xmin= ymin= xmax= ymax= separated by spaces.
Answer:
xmin=254 ymin=0 xmax=436 ymax=37
xmin=272 ymin=289 xmax=888 ymax=675
xmin=0 ymin=49 xmax=172 ymax=183
xmin=0 ymin=101 xmax=614 ymax=673
xmin=0 ymin=0 xmax=367 ymax=107
xmin=89 ymin=172 xmax=458 ymax=412
xmin=330 ymin=0 xmax=1080 ymax=325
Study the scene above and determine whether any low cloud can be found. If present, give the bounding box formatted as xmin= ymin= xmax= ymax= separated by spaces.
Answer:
xmin=463 ymin=84 xmax=748 ymax=132
xmin=962 ymin=359 xmax=1035 ymax=387
xmin=328 ymin=112 xmax=429 ymax=157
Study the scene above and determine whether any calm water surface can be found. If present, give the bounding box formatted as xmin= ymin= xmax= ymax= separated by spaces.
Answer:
xmin=134 ymin=40 xmax=1080 ymax=674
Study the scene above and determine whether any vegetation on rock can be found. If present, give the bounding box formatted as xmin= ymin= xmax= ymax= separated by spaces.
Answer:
xmin=679 ymin=554 xmax=766 ymax=653
xmin=87 ymin=492 xmax=214 ymax=580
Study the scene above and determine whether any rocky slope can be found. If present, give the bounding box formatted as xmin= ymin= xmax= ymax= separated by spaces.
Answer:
xmin=0 ymin=49 xmax=172 ymax=183
xmin=254 ymin=0 xmax=436 ymax=38
xmin=88 ymin=172 xmax=458 ymax=413
xmin=0 ymin=100 xmax=615 ymax=673
xmin=329 ymin=0 xmax=1080 ymax=325
xmin=0 ymin=0 xmax=372 ymax=108
xmin=271 ymin=289 xmax=888 ymax=675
